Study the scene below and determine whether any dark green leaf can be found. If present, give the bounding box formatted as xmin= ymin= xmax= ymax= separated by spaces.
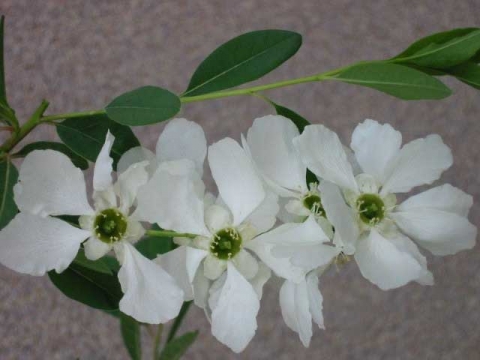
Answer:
xmin=393 ymin=28 xmax=480 ymax=68
xmin=159 ymin=331 xmax=198 ymax=360
xmin=184 ymin=30 xmax=302 ymax=96
xmin=136 ymin=224 xmax=174 ymax=260
xmin=72 ymin=249 xmax=113 ymax=275
xmin=13 ymin=141 xmax=89 ymax=169
xmin=333 ymin=63 xmax=452 ymax=100
xmin=447 ymin=62 xmax=480 ymax=89
xmin=48 ymin=256 xmax=123 ymax=310
xmin=106 ymin=86 xmax=181 ymax=126
xmin=120 ymin=313 xmax=142 ymax=360
xmin=0 ymin=159 xmax=18 ymax=229
xmin=167 ymin=301 xmax=192 ymax=343
xmin=103 ymin=309 xmax=121 ymax=318
xmin=270 ymin=100 xmax=310 ymax=132
xmin=56 ymin=114 xmax=140 ymax=169
xmin=103 ymin=255 xmax=121 ymax=273
xmin=55 ymin=215 xmax=80 ymax=227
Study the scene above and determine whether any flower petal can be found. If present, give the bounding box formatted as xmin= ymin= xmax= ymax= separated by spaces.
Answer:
xmin=208 ymin=138 xmax=265 ymax=226
xmin=14 ymin=150 xmax=93 ymax=217
xmin=381 ymin=134 xmax=453 ymax=195
xmin=204 ymin=204 xmax=232 ymax=233
xmin=192 ymin=262 xmax=210 ymax=309
xmin=133 ymin=159 xmax=210 ymax=236
xmin=350 ymin=119 xmax=402 ymax=183
xmin=116 ymin=242 xmax=184 ymax=324
xmin=156 ymin=118 xmax=207 ymax=175
xmin=243 ymin=190 xmax=279 ymax=234
xmin=84 ymin=236 xmax=112 ymax=261
xmin=249 ymin=262 xmax=271 ymax=299
xmin=247 ymin=115 xmax=307 ymax=193
xmin=279 ymin=279 xmax=313 ymax=347
xmin=115 ymin=161 xmax=149 ymax=212
xmin=210 ymin=262 xmax=260 ymax=353
xmin=93 ymin=131 xmax=115 ymax=192
xmin=354 ymin=230 xmax=424 ymax=290
xmin=306 ymin=271 xmax=324 ymax=329
xmin=0 ymin=213 xmax=89 ymax=275
xmin=117 ymin=146 xmax=157 ymax=176
xmin=123 ymin=218 xmax=146 ymax=244
xmin=204 ymin=254 xmax=227 ymax=280
xmin=293 ymin=124 xmax=358 ymax=192
xmin=232 ymin=249 xmax=259 ymax=280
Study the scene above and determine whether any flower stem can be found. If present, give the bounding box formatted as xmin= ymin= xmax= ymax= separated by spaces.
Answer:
xmin=152 ymin=324 xmax=164 ymax=360
xmin=145 ymin=229 xmax=197 ymax=238
xmin=40 ymin=109 xmax=106 ymax=122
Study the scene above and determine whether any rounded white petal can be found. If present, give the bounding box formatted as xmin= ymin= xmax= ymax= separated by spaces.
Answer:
xmin=293 ymin=124 xmax=358 ymax=192
xmin=350 ymin=119 xmax=402 ymax=183
xmin=123 ymin=218 xmax=146 ymax=244
xmin=391 ymin=209 xmax=476 ymax=256
xmin=133 ymin=159 xmax=210 ymax=236
xmin=156 ymin=118 xmax=207 ymax=175
xmin=117 ymin=146 xmax=157 ymax=176
xmin=306 ymin=271 xmax=325 ymax=329
xmin=192 ymin=262 xmax=210 ymax=309
xmin=354 ymin=230 xmax=424 ymax=290
xmin=249 ymin=262 xmax=271 ymax=299
xmin=93 ymin=131 xmax=115 ymax=192
xmin=381 ymin=134 xmax=453 ymax=195
xmin=210 ymin=262 xmax=260 ymax=353
xmin=14 ymin=150 xmax=93 ymax=217
xmin=279 ymin=279 xmax=313 ymax=347
xmin=285 ymin=198 xmax=310 ymax=217
xmin=84 ymin=236 xmax=112 ymax=261
xmin=208 ymin=138 xmax=265 ymax=226
xmin=204 ymin=204 xmax=232 ymax=233
xmin=114 ymin=161 xmax=149 ymax=212
xmin=0 ymin=213 xmax=89 ymax=275
xmin=116 ymin=242 xmax=184 ymax=324
xmin=243 ymin=190 xmax=279 ymax=234
xmin=232 ymin=249 xmax=259 ymax=280
xmin=204 ymin=254 xmax=227 ymax=280
xmin=247 ymin=115 xmax=307 ymax=193
xmin=79 ymin=214 xmax=94 ymax=231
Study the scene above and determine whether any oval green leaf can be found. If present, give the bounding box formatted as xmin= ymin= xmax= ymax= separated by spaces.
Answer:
xmin=448 ymin=62 xmax=480 ymax=90
xmin=120 ymin=313 xmax=142 ymax=360
xmin=106 ymin=86 xmax=181 ymax=126
xmin=393 ymin=28 xmax=480 ymax=69
xmin=136 ymin=224 xmax=175 ymax=260
xmin=56 ymin=114 xmax=140 ymax=169
xmin=159 ymin=331 xmax=198 ymax=360
xmin=184 ymin=30 xmax=302 ymax=97
xmin=13 ymin=141 xmax=89 ymax=169
xmin=0 ymin=159 xmax=18 ymax=229
xmin=333 ymin=63 xmax=452 ymax=100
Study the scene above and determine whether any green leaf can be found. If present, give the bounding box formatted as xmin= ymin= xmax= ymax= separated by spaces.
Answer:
xmin=270 ymin=100 xmax=310 ymax=132
xmin=56 ymin=114 xmax=140 ymax=169
xmin=167 ymin=301 xmax=192 ymax=343
xmin=72 ymin=249 xmax=113 ymax=275
xmin=184 ymin=30 xmax=302 ymax=96
xmin=120 ymin=313 xmax=142 ymax=360
xmin=159 ymin=331 xmax=198 ymax=360
xmin=103 ymin=255 xmax=121 ymax=273
xmin=48 ymin=254 xmax=123 ymax=310
xmin=393 ymin=28 xmax=480 ymax=68
xmin=447 ymin=62 xmax=480 ymax=90
xmin=13 ymin=141 xmax=89 ymax=169
xmin=0 ymin=159 xmax=18 ymax=229
xmin=106 ymin=86 xmax=181 ymax=126
xmin=136 ymin=224 xmax=174 ymax=260
xmin=333 ymin=63 xmax=452 ymax=100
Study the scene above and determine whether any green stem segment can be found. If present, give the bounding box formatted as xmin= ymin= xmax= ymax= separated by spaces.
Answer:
xmin=146 ymin=229 xmax=197 ymax=238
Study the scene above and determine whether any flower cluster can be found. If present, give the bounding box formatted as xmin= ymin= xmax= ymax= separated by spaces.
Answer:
xmin=0 ymin=116 xmax=476 ymax=352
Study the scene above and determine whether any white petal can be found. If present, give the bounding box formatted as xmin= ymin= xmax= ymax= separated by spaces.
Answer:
xmin=156 ymin=118 xmax=207 ymax=175
xmin=93 ymin=131 xmax=115 ymax=192
xmin=232 ymin=250 xmax=259 ymax=280
xmin=92 ymin=186 xmax=117 ymax=211
xmin=293 ymin=124 xmax=358 ymax=191
xmin=204 ymin=205 xmax=232 ymax=233
xmin=381 ymin=134 xmax=453 ymax=195
xmin=84 ymin=236 xmax=112 ymax=260
xmin=285 ymin=198 xmax=310 ymax=217
xmin=208 ymin=138 xmax=265 ymax=226
xmin=14 ymin=150 xmax=93 ymax=217
xmin=133 ymin=159 xmax=210 ymax=236
xmin=210 ymin=262 xmax=260 ymax=353
xmin=243 ymin=190 xmax=279 ymax=234
xmin=350 ymin=119 xmax=402 ymax=183
xmin=306 ymin=272 xmax=324 ymax=329
xmin=319 ymin=181 xmax=359 ymax=254
xmin=0 ymin=213 xmax=89 ymax=275
xmin=116 ymin=242 xmax=184 ymax=324
xmin=192 ymin=262 xmax=210 ymax=309
xmin=247 ymin=115 xmax=307 ymax=193
xmin=117 ymin=146 xmax=157 ymax=176
xmin=396 ymin=184 xmax=473 ymax=217
xmin=249 ymin=262 xmax=271 ymax=299
xmin=204 ymin=254 xmax=227 ymax=280
xmin=115 ymin=161 xmax=149 ymax=212
xmin=279 ymin=279 xmax=312 ymax=347
xmin=391 ymin=209 xmax=476 ymax=256
xmin=123 ymin=218 xmax=146 ymax=243
xmin=354 ymin=230 xmax=424 ymax=290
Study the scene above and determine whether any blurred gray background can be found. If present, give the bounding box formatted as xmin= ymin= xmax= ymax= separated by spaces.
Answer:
xmin=0 ymin=1 xmax=479 ymax=359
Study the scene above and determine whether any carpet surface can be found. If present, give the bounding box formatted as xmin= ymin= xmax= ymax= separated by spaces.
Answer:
xmin=0 ymin=1 xmax=479 ymax=359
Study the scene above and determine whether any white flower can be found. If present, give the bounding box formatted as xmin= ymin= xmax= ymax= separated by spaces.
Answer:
xmin=134 ymin=130 xmax=288 ymax=352
xmin=0 ymin=131 xmax=184 ymax=324
xmin=293 ymin=119 xmax=477 ymax=290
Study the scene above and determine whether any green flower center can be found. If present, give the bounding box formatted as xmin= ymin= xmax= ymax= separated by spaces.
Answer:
xmin=210 ymin=228 xmax=242 ymax=260
xmin=356 ymin=194 xmax=385 ymax=225
xmin=303 ymin=194 xmax=325 ymax=217
xmin=94 ymin=209 xmax=127 ymax=243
